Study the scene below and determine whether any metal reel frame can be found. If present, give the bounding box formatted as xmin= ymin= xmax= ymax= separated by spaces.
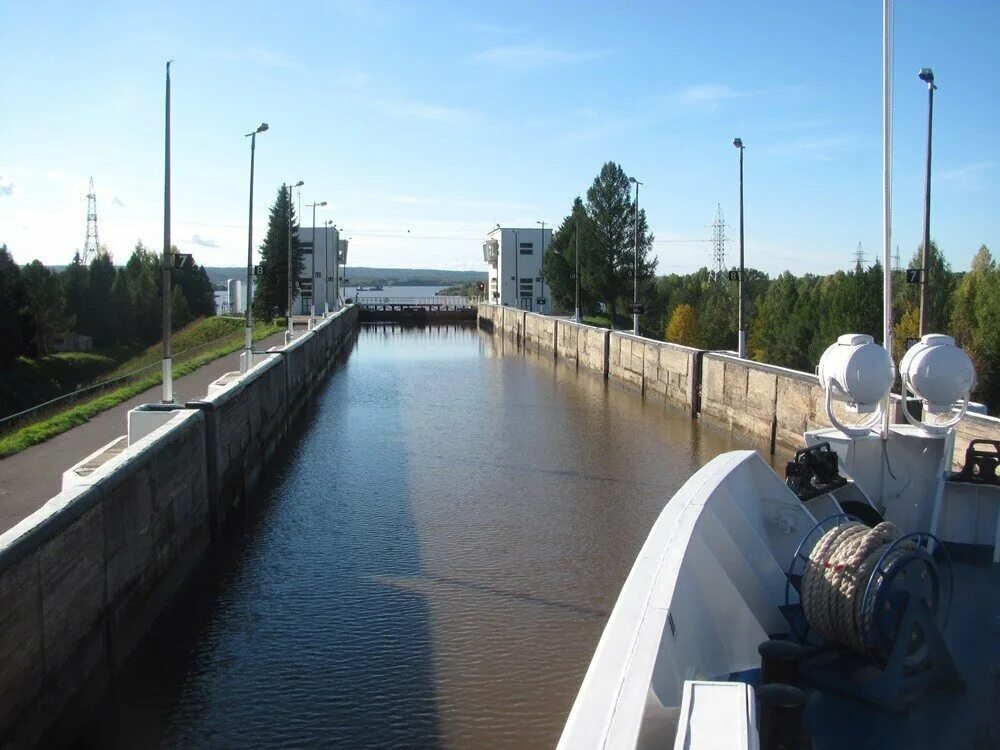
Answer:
xmin=860 ymin=531 xmax=953 ymax=667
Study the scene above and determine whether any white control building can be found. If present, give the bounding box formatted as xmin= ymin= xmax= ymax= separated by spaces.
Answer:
xmin=483 ymin=226 xmax=553 ymax=313
xmin=293 ymin=226 xmax=347 ymax=314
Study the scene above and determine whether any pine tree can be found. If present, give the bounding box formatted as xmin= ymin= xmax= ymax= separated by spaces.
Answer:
xmin=20 ymin=260 xmax=68 ymax=354
xmin=87 ymin=250 xmax=118 ymax=347
xmin=0 ymin=246 xmax=27 ymax=363
xmin=582 ymin=162 xmax=656 ymax=329
xmin=253 ymin=185 xmax=303 ymax=320
xmin=171 ymin=284 xmax=192 ymax=329
xmin=61 ymin=251 xmax=90 ymax=336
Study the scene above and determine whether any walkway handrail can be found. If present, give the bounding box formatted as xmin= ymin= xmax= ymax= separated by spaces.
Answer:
xmin=355 ymin=296 xmax=480 ymax=307
xmin=0 ymin=330 xmax=249 ymax=429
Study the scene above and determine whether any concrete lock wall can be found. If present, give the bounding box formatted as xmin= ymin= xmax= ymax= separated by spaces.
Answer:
xmin=0 ymin=305 xmax=359 ymax=746
xmin=476 ymin=303 xmax=1000 ymax=465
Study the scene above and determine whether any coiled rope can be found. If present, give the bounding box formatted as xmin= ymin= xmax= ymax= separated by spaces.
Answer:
xmin=800 ymin=521 xmax=915 ymax=654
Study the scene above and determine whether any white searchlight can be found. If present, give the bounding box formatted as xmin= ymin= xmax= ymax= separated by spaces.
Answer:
xmin=817 ymin=334 xmax=894 ymax=436
xmin=899 ymin=334 xmax=976 ymax=433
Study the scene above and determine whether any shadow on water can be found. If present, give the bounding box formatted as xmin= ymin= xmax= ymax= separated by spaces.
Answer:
xmin=77 ymin=330 xmax=444 ymax=749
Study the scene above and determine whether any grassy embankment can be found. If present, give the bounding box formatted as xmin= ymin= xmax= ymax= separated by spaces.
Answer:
xmin=0 ymin=316 xmax=283 ymax=459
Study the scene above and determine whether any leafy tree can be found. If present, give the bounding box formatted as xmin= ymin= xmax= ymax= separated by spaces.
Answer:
xmin=87 ymin=251 xmax=118 ymax=346
xmin=893 ymin=307 xmax=920 ymax=363
xmin=0 ymin=246 xmax=27 ymax=364
xmin=543 ymin=197 xmax=595 ymax=314
xmin=665 ymin=303 xmax=701 ymax=346
xmin=20 ymin=260 xmax=67 ymax=353
xmin=748 ymin=272 xmax=818 ymax=370
xmin=124 ymin=242 xmax=162 ymax=344
xmin=253 ymin=184 xmax=302 ymax=320
xmin=60 ymin=251 xmax=90 ymax=336
xmin=581 ymin=162 xmax=655 ymax=329
xmin=172 ymin=248 xmax=216 ymax=318
xmin=111 ymin=268 xmax=134 ymax=345
xmin=698 ymin=282 xmax=736 ymax=350
xmin=171 ymin=284 xmax=193 ymax=330
xmin=897 ymin=241 xmax=954 ymax=333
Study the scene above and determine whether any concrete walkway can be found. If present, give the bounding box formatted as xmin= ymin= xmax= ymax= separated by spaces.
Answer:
xmin=0 ymin=332 xmax=287 ymax=534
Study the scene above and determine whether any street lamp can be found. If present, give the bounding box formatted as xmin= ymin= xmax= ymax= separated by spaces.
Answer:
xmin=628 ymin=176 xmax=642 ymax=335
xmin=733 ymin=137 xmax=746 ymax=358
xmin=536 ymin=220 xmax=546 ymax=314
xmin=324 ymin=219 xmax=334 ymax=316
xmin=918 ymin=67 xmax=936 ymax=337
xmin=306 ymin=200 xmax=327 ymax=318
xmin=574 ymin=214 xmax=581 ymax=324
xmin=286 ymin=180 xmax=303 ymax=344
xmin=161 ymin=60 xmax=174 ymax=402
xmin=243 ymin=121 xmax=268 ymax=372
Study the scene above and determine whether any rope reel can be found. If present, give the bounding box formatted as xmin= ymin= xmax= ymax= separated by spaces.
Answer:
xmin=796 ymin=520 xmax=949 ymax=665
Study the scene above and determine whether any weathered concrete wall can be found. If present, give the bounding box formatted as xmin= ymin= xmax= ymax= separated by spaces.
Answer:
xmin=607 ymin=333 xmax=701 ymax=414
xmin=0 ymin=410 xmax=209 ymax=748
xmin=0 ymin=305 xmax=359 ymax=746
xmin=476 ymin=302 xmax=1000 ymax=463
xmin=523 ymin=312 xmax=557 ymax=355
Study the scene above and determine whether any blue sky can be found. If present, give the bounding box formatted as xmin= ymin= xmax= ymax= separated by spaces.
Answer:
xmin=0 ymin=0 xmax=996 ymax=275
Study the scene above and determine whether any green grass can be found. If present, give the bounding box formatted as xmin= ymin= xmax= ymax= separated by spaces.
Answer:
xmin=0 ymin=319 xmax=283 ymax=459
xmin=0 ymin=317 xmax=257 ymax=418
xmin=104 ymin=316 xmax=251 ymax=379
xmin=0 ymin=352 xmax=119 ymax=417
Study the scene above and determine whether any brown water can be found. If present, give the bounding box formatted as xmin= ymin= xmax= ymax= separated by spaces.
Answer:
xmin=79 ymin=323 xmax=758 ymax=749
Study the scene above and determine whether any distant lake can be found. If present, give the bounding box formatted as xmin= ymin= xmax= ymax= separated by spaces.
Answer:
xmin=344 ymin=285 xmax=446 ymax=300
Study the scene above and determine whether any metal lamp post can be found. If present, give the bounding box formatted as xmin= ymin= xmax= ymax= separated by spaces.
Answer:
xmin=161 ymin=60 xmax=174 ymax=402
xmin=574 ymin=215 xmax=581 ymax=324
xmin=918 ymin=67 xmax=936 ymax=337
xmin=628 ymin=176 xmax=642 ymax=335
xmin=243 ymin=122 xmax=268 ymax=372
xmin=286 ymin=180 xmax=304 ymax=344
xmin=536 ymin=220 xmax=546 ymax=314
xmin=733 ymin=137 xmax=746 ymax=358
xmin=306 ymin=201 xmax=327 ymax=318
xmin=325 ymin=220 xmax=334 ymax=316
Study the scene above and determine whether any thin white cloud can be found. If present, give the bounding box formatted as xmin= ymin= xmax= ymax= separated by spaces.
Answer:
xmin=0 ymin=176 xmax=15 ymax=197
xmin=939 ymin=160 xmax=993 ymax=190
xmin=473 ymin=44 xmax=604 ymax=68
xmin=467 ymin=21 xmax=518 ymax=35
xmin=760 ymin=134 xmax=856 ymax=162
xmin=377 ymin=99 xmax=477 ymax=123
xmin=191 ymin=234 xmax=219 ymax=248
xmin=112 ymin=196 xmax=125 ymax=207
xmin=227 ymin=47 xmax=303 ymax=71
xmin=670 ymin=83 xmax=801 ymax=112
xmin=383 ymin=193 xmax=534 ymax=211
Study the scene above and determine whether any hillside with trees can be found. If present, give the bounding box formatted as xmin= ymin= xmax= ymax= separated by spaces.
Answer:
xmin=0 ymin=243 xmax=216 ymax=365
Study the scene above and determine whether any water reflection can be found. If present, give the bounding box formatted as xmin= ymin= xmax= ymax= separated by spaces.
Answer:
xmin=79 ymin=322 xmax=757 ymax=749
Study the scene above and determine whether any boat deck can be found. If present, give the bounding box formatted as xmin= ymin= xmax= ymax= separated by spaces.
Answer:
xmin=797 ymin=556 xmax=1000 ymax=749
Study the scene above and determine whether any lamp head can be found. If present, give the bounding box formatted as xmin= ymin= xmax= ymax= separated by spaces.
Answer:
xmin=733 ymin=137 xmax=743 ymax=149
xmin=628 ymin=176 xmax=637 ymax=184
xmin=294 ymin=180 xmax=304 ymax=188
xmin=320 ymin=201 xmax=327 ymax=207
xmin=918 ymin=67 xmax=935 ymax=85
xmin=256 ymin=123 xmax=269 ymax=133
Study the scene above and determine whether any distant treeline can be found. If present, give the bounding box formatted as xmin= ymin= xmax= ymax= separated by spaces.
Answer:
xmin=0 ymin=244 xmax=216 ymax=364
xmin=547 ymin=237 xmax=999 ymax=412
